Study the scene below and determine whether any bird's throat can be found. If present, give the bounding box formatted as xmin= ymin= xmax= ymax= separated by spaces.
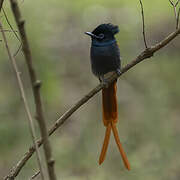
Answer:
xmin=92 ymin=39 xmax=116 ymax=47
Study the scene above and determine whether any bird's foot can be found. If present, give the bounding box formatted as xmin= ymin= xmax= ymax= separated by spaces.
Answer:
xmin=116 ymin=69 xmax=122 ymax=76
xmin=99 ymin=76 xmax=109 ymax=88
xmin=101 ymin=80 xmax=109 ymax=88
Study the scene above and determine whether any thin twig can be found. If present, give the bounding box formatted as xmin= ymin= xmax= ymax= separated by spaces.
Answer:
xmin=29 ymin=171 xmax=40 ymax=180
xmin=139 ymin=0 xmax=148 ymax=48
xmin=0 ymin=29 xmax=18 ymax=32
xmin=4 ymin=25 xmax=180 ymax=180
xmin=169 ymin=0 xmax=180 ymax=29
xmin=13 ymin=43 xmax=22 ymax=57
xmin=2 ymin=8 xmax=21 ymax=41
xmin=9 ymin=0 xmax=57 ymax=180
xmin=0 ymin=0 xmax=4 ymax=12
xmin=174 ymin=6 xmax=178 ymax=28
xmin=0 ymin=0 xmax=4 ymax=42
xmin=0 ymin=21 xmax=45 ymax=180
xmin=175 ymin=0 xmax=180 ymax=7
xmin=2 ymin=7 xmax=22 ymax=56
xmin=168 ymin=0 xmax=174 ymax=6
xmin=177 ymin=7 xmax=180 ymax=28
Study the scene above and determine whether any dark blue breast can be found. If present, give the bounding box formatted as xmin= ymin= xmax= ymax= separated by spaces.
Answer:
xmin=90 ymin=41 xmax=121 ymax=77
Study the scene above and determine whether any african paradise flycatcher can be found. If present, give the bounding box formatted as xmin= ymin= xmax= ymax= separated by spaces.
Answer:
xmin=85 ymin=23 xmax=130 ymax=170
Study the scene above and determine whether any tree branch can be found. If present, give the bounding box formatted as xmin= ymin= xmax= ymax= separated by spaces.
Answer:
xmin=175 ymin=0 xmax=180 ymax=7
xmin=8 ymin=0 xmax=57 ymax=180
xmin=4 ymin=24 xmax=180 ymax=180
xmin=0 ymin=0 xmax=4 ymax=12
xmin=169 ymin=0 xmax=180 ymax=29
xmin=139 ymin=0 xmax=148 ymax=48
xmin=0 ymin=21 xmax=45 ymax=180
xmin=2 ymin=7 xmax=22 ymax=57
xmin=0 ymin=29 xmax=18 ymax=32
xmin=29 ymin=171 xmax=40 ymax=180
xmin=177 ymin=7 xmax=180 ymax=28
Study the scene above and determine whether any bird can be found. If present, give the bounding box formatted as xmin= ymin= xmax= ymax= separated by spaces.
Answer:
xmin=85 ymin=23 xmax=130 ymax=170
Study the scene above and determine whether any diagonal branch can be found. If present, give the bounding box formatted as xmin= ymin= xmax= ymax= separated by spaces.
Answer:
xmin=168 ymin=0 xmax=174 ymax=6
xmin=2 ymin=7 xmax=22 ymax=57
xmin=29 ymin=171 xmax=40 ymax=180
xmin=4 ymin=24 xmax=180 ymax=180
xmin=0 ymin=21 xmax=45 ymax=180
xmin=175 ymin=0 xmax=180 ymax=7
xmin=9 ymin=0 xmax=57 ymax=180
xmin=2 ymin=8 xmax=20 ymax=41
xmin=0 ymin=0 xmax=4 ymax=12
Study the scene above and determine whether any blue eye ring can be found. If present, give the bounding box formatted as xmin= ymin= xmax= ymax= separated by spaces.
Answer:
xmin=98 ymin=33 xmax=104 ymax=39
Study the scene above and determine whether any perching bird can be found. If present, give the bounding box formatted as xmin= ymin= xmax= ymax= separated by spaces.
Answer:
xmin=85 ymin=23 xmax=130 ymax=170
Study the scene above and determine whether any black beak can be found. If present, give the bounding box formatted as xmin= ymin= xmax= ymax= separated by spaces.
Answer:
xmin=85 ymin=32 xmax=100 ymax=39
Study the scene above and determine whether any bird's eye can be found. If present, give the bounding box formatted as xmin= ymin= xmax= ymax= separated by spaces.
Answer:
xmin=98 ymin=33 xmax=104 ymax=39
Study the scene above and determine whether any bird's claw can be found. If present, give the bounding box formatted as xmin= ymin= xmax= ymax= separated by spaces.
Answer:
xmin=116 ymin=69 xmax=122 ymax=76
xmin=101 ymin=80 xmax=109 ymax=88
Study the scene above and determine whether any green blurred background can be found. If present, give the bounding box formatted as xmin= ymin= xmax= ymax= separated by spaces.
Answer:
xmin=0 ymin=0 xmax=180 ymax=179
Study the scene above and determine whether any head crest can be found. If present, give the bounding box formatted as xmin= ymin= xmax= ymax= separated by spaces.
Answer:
xmin=92 ymin=23 xmax=119 ymax=36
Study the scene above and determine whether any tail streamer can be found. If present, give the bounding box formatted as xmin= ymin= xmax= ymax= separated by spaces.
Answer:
xmin=99 ymin=81 xmax=130 ymax=170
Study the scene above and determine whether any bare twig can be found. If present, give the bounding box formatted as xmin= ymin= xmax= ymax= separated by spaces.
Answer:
xmin=0 ymin=29 xmax=18 ymax=32
xmin=177 ymin=7 xmax=180 ymax=28
xmin=175 ymin=0 xmax=180 ymax=7
xmin=4 ymin=25 xmax=180 ymax=180
xmin=2 ymin=7 xmax=22 ymax=57
xmin=9 ymin=0 xmax=57 ymax=180
xmin=168 ymin=0 xmax=179 ymax=6
xmin=169 ymin=0 xmax=180 ymax=29
xmin=0 ymin=0 xmax=4 ymax=12
xmin=29 ymin=171 xmax=40 ymax=180
xmin=0 ymin=0 xmax=4 ymax=40
xmin=173 ymin=5 xmax=178 ymax=28
xmin=13 ymin=43 xmax=22 ymax=57
xmin=139 ymin=0 xmax=148 ymax=48
xmin=169 ymin=0 xmax=174 ymax=6
xmin=2 ymin=8 xmax=20 ymax=41
xmin=0 ymin=21 xmax=45 ymax=180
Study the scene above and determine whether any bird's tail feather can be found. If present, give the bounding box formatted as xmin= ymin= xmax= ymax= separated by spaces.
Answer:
xmin=99 ymin=123 xmax=111 ymax=165
xmin=111 ymin=122 xmax=130 ymax=170
xmin=99 ymin=81 xmax=130 ymax=170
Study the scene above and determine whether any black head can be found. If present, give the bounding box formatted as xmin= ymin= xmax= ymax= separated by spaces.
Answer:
xmin=85 ymin=23 xmax=119 ymax=41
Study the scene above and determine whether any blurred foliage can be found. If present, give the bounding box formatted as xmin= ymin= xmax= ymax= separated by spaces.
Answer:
xmin=0 ymin=0 xmax=180 ymax=179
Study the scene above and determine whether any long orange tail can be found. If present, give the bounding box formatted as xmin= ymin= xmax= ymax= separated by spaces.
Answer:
xmin=99 ymin=81 xmax=130 ymax=170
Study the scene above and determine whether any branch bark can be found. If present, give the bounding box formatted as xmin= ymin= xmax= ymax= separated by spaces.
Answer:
xmin=169 ymin=0 xmax=180 ymax=29
xmin=8 ymin=0 xmax=57 ymax=180
xmin=177 ymin=7 xmax=180 ymax=28
xmin=139 ymin=0 xmax=148 ymax=48
xmin=0 ymin=0 xmax=4 ymax=12
xmin=2 ymin=7 xmax=22 ymax=57
xmin=4 ymin=25 xmax=180 ymax=180
xmin=0 ymin=21 xmax=45 ymax=180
